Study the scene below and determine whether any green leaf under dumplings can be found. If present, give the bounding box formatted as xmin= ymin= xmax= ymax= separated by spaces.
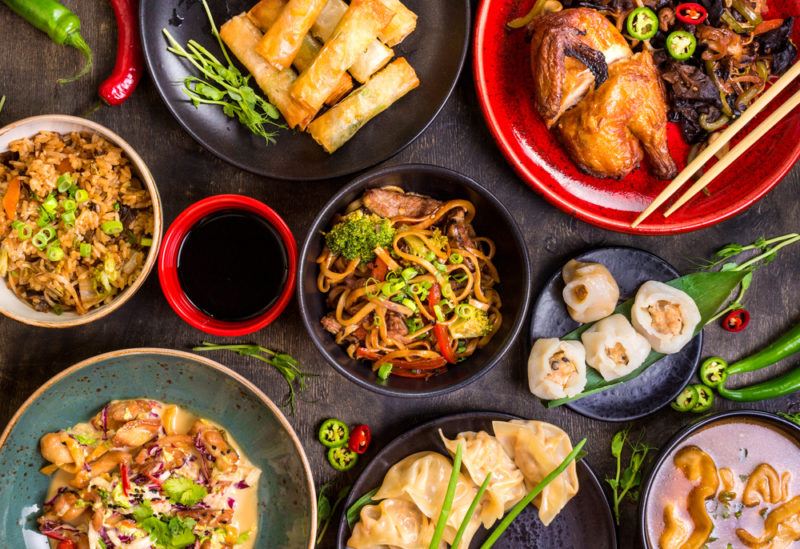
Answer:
xmin=547 ymin=269 xmax=749 ymax=407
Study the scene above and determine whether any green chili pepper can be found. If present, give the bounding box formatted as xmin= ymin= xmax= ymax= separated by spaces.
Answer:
xmin=318 ymin=418 xmax=349 ymax=448
xmin=727 ymin=322 xmax=800 ymax=376
xmin=1 ymin=0 xmax=93 ymax=83
xmin=691 ymin=384 xmax=714 ymax=412
xmin=671 ymin=385 xmax=699 ymax=412
xmin=718 ymin=367 xmax=800 ymax=402
xmin=700 ymin=357 xmax=729 ymax=388
xmin=699 ymin=113 xmax=730 ymax=132
xmin=327 ymin=446 xmax=358 ymax=471
xmin=666 ymin=30 xmax=697 ymax=60
xmin=626 ymin=7 xmax=659 ymax=40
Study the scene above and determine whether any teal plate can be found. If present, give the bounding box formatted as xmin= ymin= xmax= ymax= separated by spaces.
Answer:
xmin=0 ymin=348 xmax=316 ymax=548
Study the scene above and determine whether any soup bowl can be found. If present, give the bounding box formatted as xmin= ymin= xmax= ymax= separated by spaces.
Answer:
xmin=0 ymin=348 xmax=316 ymax=548
xmin=297 ymin=163 xmax=532 ymax=397
xmin=638 ymin=410 xmax=800 ymax=548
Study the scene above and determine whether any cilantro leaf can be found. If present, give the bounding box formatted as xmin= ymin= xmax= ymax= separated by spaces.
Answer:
xmin=163 ymin=476 xmax=207 ymax=507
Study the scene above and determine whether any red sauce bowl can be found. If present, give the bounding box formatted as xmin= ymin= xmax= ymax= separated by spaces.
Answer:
xmin=158 ymin=195 xmax=297 ymax=336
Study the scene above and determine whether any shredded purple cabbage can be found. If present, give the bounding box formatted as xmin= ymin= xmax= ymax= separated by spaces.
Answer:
xmin=101 ymin=405 xmax=109 ymax=440
xmin=227 ymin=497 xmax=235 ymax=509
xmin=235 ymin=480 xmax=249 ymax=489
xmin=44 ymin=486 xmax=69 ymax=506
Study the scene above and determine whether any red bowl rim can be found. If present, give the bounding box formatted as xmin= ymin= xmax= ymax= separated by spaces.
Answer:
xmin=158 ymin=194 xmax=297 ymax=336
xmin=472 ymin=0 xmax=800 ymax=235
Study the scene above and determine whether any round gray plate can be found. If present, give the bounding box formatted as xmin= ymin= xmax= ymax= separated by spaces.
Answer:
xmin=337 ymin=412 xmax=616 ymax=549
xmin=529 ymin=247 xmax=702 ymax=422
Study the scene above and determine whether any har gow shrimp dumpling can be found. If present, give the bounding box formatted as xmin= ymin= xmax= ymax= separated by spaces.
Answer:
xmin=581 ymin=314 xmax=652 ymax=381
xmin=631 ymin=281 xmax=701 ymax=354
xmin=562 ymin=260 xmax=620 ymax=323
xmin=528 ymin=339 xmax=587 ymax=400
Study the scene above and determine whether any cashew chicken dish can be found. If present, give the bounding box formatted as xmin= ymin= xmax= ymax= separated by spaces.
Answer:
xmin=36 ymin=399 xmax=261 ymax=549
xmin=646 ymin=418 xmax=800 ymax=548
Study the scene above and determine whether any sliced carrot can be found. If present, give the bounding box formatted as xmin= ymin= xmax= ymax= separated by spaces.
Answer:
xmin=2 ymin=177 xmax=20 ymax=220
xmin=754 ymin=18 xmax=784 ymax=35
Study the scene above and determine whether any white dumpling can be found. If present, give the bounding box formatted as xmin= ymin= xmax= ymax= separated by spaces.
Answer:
xmin=580 ymin=314 xmax=652 ymax=381
xmin=439 ymin=429 xmax=527 ymax=527
xmin=561 ymin=259 xmax=620 ymax=323
xmin=528 ymin=339 xmax=587 ymax=400
xmin=373 ymin=451 xmax=481 ymax=547
xmin=631 ymin=281 xmax=701 ymax=354
xmin=347 ymin=498 xmax=439 ymax=549
xmin=491 ymin=420 xmax=580 ymax=526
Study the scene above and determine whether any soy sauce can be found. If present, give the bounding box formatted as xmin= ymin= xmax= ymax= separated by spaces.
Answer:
xmin=177 ymin=210 xmax=287 ymax=322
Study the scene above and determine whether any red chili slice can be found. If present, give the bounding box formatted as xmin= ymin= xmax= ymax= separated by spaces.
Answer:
xmin=348 ymin=424 xmax=372 ymax=454
xmin=723 ymin=309 xmax=750 ymax=332
xmin=676 ymin=3 xmax=708 ymax=24
xmin=120 ymin=462 xmax=131 ymax=496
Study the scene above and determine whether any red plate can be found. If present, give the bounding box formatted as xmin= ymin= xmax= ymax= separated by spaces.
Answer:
xmin=474 ymin=0 xmax=800 ymax=234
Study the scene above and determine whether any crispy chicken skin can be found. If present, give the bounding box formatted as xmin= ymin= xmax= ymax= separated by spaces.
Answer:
xmin=555 ymin=50 xmax=678 ymax=179
xmin=529 ymin=8 xmax=632 ymax=128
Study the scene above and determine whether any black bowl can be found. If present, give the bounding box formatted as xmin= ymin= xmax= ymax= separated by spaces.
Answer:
xmin=297 ymin=164 xmax=532 ymax=397
xmin=638 ymin=410 xmax=800 ymax=548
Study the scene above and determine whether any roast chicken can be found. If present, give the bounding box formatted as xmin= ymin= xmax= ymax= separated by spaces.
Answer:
xmin=528 ymin=8 xmax=677 ymax=179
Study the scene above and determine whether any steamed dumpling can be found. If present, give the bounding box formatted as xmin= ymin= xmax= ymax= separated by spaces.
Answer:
xmin=491 ymin=420 xmax=580 ymax=526
xmin=631 ymin=281 xmax=701 ymax=354
xmin=562 ymin=259 xmax=620 ymax=323
xmin=347 ymin=498 xmax=439 ymax=549
xmin=580 ymin=314 xmax=652 ymax=381
xmin=528 ymin=339 xmax=587 ymax=400
xmin=439 ymin=429 xmax=527 ymax=527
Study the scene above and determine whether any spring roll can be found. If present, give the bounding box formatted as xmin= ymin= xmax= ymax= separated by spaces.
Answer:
xmin=220 ymin=14 xmax=316 ymax=130
xmin=349 ymin=41 xmax=393 ymax=83
xmin=376 ymin=0 xmax=417 ymax=46
xmin=308 ymin=57 xmax=420 ymax=153
xmin=248 ymin=0 xmax=353 ymax=105
xmin=254 ymin=0 xmax=327 ymax=69
xmin=291 ymin=0 xmax=395 ymax=112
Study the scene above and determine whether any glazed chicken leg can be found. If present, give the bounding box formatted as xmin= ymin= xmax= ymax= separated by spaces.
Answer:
xmin=556 ymin=50 xmax=678 ymax=179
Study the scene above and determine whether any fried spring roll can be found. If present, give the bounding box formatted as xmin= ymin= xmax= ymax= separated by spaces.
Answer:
xmin=220 ymin=14 xmax=316 ymax=130
xmin=291 ymin=0 xmax=395 ymax=112
xmin=254 ymin=0 xmax=327 ymax=69
xmin=248 ymin=0 xmax=353 ymax=106
xmin=376 ymin=0 xmax=417 ymax=46
xmin=308 ymin=57 xmax=419 ymax=153
xmin=349 ymin=41 xmax=393 ymax=83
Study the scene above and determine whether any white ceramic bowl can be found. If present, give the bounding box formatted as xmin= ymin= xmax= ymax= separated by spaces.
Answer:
xmin=0 ymin=115 xmax=163 ymax=327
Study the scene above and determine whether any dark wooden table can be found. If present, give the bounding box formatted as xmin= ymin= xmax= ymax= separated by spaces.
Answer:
xmin=1 ymin=2 xmax=799 ymax=548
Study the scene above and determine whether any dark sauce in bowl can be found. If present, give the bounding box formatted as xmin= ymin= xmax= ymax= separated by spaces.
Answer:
xmin=177 ymin=210 xmax=288 ymax=322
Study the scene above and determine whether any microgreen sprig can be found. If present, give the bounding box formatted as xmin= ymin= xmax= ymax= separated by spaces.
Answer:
xmin=192 ymin=342 xmax=311 ymax=414
xmin=778 ymin=411 xmax=800 ymax=426
xmin=605 ymin=428 xmax=655 ymax=525
xmin=316 ymin=483 xmax=351 ymax=546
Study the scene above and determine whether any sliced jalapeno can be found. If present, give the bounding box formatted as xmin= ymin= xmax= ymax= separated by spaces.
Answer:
xmin=700 ymin=356 xmax=729 ymax=388
xmin=318 ymin=418 xmax=349 ymax=448
xmin=671 ymin=385 xmax=700 ymax=412
xmin=666 ymin=30 xmax=697 ymax=60
xmin=328 ymin=446 xmax=359 ymax=471
xmin=626 ymin=7 xmax=659 ymax=40
xmin=691 ymin=384 xmax=715 ymax=413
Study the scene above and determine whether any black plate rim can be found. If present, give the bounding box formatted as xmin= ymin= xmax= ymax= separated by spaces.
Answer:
xmin=335 ymin=411 xmax=617 ymax=549
xmin=528 ymin=245 xmax=703 ymax=423
xmin=296 ymin=163 xmax=533 ymax=398
xmin=138 ymin=0 xmax=471 ymax=181
xmin=636 ymin=409 xmax=800 ymax=548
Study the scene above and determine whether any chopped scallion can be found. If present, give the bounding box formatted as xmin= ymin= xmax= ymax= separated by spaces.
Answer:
xmin=62 ymin=212 xmax=76 ymax=227
xmin=42 ymin=194 xmax=58 ymax=213
xmin=449 ymin=253 xmax=464 ymax=264
xmin=401 ymin=267 xmax=418 ymax=281
xmin=56 ymin=173 xmax=73 ymax=193
xmin=456 ymin=304 xmax=476 ymax=319
xmin=434 ymin=304 xmax=445 ymax=323
xmin=377 ymin=364 xmax=392 ymax=380
xmin=100 ymin=220 xmax=124 ymax=236
xmin=17 ymin=224 xmax=32 ymax=240
xmin=75 ymin=189 xmax=89 ymax=203
xmin=140 ymin=237 xmax=153 ymax=247
xmin=401 ymin=298 xmax=417 ymax=312
xmin=62 ymin=199 xmax=77 ymax=212
xmin=32 ymin=233 xmax=49 ymax=249
xmin=79 ymin=243 xmax=92 ymax=257
xmin=46 ymin=244 xmax=64 ymax=262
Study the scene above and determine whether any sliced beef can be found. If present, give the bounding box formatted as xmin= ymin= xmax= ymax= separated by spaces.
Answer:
xmin=363 ymin=189 xmax=442 ymax=218
xmin=386 ymin=313 xmax=409 ymax=341
xmin=447 ymin=209 xmax=477 ymax=250
xmin=321 ymin=314 xmax=343 ymax=335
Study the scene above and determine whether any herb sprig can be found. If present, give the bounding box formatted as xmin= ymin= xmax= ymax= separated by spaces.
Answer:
xmin=346 ymin=488 xmax=378 ymax=528
xmin=162 ymin=0 xmax=283 ymax=144
xmin=605 ymin=427 xmax=655 ymax=525
xmin=192 ymin=342 xmax=311 ymax=414
xmin=779 ymin=411 xmax=800 ymax=426
xmin=316 ymin=483 xmax=350 ymax=546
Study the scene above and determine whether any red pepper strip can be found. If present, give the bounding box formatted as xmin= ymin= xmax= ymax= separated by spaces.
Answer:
xmin=370 ymin=257 xmax=388 ymax=281
xmin=42 ymin=531 xmax=70 ymax=542
xmin=433 ymin=324 xmax=458 ymax=365
xmin=356 ymin=348 xmax=382 ymax=361
xmin=99 ymin=0 xmax=144 ymax=105
xmin=57 ymin=541 xmax=76 ymax=549
xmin=145 ymin=472 xmax=163 ymax=488
xmin=754 ymin=18 xmax=784 ymax=34
xmin=348 ymin=425 xmax=372 ymax=454
xmin=723 ymin=309 xmax=750 ymax=332
xmin=392 ymin=357 xmax=448 ymax=370
xmin=676 ymin=2 xmax=709 ymax=24
xmin=391 ymin=369 xmax=432 ymax=379
xmin=120 ymin=462 xmax=130 ymax=496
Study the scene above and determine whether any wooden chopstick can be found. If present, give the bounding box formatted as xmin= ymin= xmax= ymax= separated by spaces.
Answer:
xmin=664 ymin=88 xmax=800 ymax=217
xmin=631 ymin=60 xmax=800 ymax=228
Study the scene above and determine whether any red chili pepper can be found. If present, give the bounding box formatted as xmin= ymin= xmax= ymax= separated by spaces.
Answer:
xmin=676 ymin=3 xmax=708 ymax=24
xmin=98 ymin=0 xmax=144 ymax=105
xmin=120 ymin=462 xmax=131 ymax=496
xmin=427 ymin=282 xmax=441 ymax=309
xmin=145 ymin=472 xmax=163 ymax=488
xmin=348 ymin=424 xmax=372 ymax=454
xmin=56 ymin=541 xmax=76 ymax=549
xmin=433 ymin=324 xmax=458 ymax=364
xmin=43 ymin=531 xmax=70 ymax=542
xmin=723 ymin=309 xmax=750 ymax=332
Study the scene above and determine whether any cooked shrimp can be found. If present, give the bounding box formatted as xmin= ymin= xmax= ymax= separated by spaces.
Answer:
xmin=40 ymin=432 xmax=75 ymax=465
xmin=92 ymin=399 xmax=159 ymax=431
xmin=70 ymin=451 xmax=131 ymax=489
xmin=112 ymin=418 xmax=161 ymax=447
xmin=192 ymin=421 xmax=240 ymax=471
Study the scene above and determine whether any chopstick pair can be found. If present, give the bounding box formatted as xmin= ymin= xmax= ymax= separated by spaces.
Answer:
xmin=631 ymin=61 xmax=800 ymax=228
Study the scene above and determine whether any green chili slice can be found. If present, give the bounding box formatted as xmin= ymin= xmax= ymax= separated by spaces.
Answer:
xmin=666 ymin=30 xmax=697 ymax=60
xmin=318 ymin=418 xmax=349 ymax=448
xmin=327 ymin=446 xmax=358 ymax=471
xmin=626 ymin=7 xmax=659 ymax=40
xmin=700 ymin=356 xmax=729 ymax=388
xmin=671 ymin=385 xmax=700 ymax=412
xmin=691 ymin=384 xmax=715 ymax=413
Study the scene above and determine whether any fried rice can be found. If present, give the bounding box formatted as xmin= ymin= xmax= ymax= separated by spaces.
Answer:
xmin=0 ymin=131 xmax=154 ymax=315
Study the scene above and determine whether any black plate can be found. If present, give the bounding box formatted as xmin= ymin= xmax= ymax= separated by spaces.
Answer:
xmin=336 ymin=412 xmax=617 ymax=549
xmin=140 ymin=0 xmax=469 ymax=180
xmin=529 ymin=247 xmax=702 ymax=422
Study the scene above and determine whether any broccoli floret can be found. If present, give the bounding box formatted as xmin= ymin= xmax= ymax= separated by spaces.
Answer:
xmin=448 ymin=306 xmax=491 ymax=339
xmin=325 ymin=210 xmax=395 ymax=262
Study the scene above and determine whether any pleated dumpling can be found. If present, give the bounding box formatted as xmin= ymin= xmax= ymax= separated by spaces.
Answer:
xmin=373 ymin=451 xmax=481 ymax=547
xmin=528 ymin=339 xmax=587 ymax=400
xmin=631 ymin=281 xmax=701 ymax=354
xmin=346 ymin=498 xmax=439 ymax=549
xmin=491 ymin=420 xmax=580 ymax=526
xmin=562 ymin=259 xmax=620 ymax=323
xmin=439 ymin=429 xmax=527 ymax=527
xmin=580 ymin=314 xmax=652 ymax=381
